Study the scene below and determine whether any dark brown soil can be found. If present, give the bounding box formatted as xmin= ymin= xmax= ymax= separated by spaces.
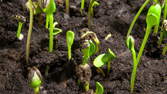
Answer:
xmin=0 ymin=0 xmax=167 ymax=94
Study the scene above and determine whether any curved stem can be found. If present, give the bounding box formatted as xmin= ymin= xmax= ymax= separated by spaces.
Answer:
xmin=127 ymin=0 xmax=150 ymax=37
xmin=136 ymin=26 xmax=151 ymax=64
xmin=26 ymin=0 xmax=34 ymax=63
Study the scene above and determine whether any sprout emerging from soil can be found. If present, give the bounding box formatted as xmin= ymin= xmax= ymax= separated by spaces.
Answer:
xmin=26 ymin=0 xmax=34 ymax=63
xmin=93 ymin=48 xmax=116 ymax=76
xmin=66 ymin=30 xmax=75 ymax=60
xmin=95 ymin=82 xmax=104 ymax=94
xmin=88 ymin=0 xmax=99 ymax=28
xmin=28 ymin=67 xmax=42 ymax=94
xmin=15 ymin=15 xmax=26 ymax=40
xmin=127 ymin=4 xmax=161 ymax=93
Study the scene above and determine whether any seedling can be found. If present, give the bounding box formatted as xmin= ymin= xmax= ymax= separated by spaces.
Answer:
xmin=80 ymin=0 xmax=85 ymax=14
xmin=127 ymin=4 xmax=161 ymax=93
xmin=93 ymin=48 xmax=116 ymax=76
xmin=95 ymin=82 xmax=104 ymax=94
xmin=88 ymin=0 xmax=100 ymax=28
xmin=65 ymin=0 xmax=69 ymax=14
xmin=15 ymin=15 xmax=26 ymax=40
xmin=48 ymin=22 xmax=62 ymax=52
xmin=66 ymin=30 xmax=75 ymax=60
xmin=28 ymin=67 xmax=42 ymax=94
xmin=81 ymin=30 xmax=100 ymax=52
xmin=26 ymin=0 xmax=34 ymax=63
xmin=43 ymin=0 xmax=56 ymax=29
xmin=82 ymin=40 xmax=97 ymax=65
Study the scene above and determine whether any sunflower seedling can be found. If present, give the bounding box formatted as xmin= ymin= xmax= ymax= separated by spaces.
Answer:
xmin=93 ymin=48 xmax=116 ymax=76
xmin=95 ymin=82 xmax=104 ymax=94
xmin=25 ymin=0 xmax=34 ymax=63
xmin=88 ymin=0 xmax=100 ymax=28
xmin=76 ymin=40 xmax=97 ymax=92
xmin=28 ymin=67 xmax=42 ymax=94
xmin=15 ymin=15 xmax=26 ymax=40
xmin=66 ymin=30 xmax=75 ymax=60
xmin=127 ymin=4 xmax=161 ymax=93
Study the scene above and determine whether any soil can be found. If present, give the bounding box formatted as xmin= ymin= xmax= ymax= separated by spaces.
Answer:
xmin=0 ymin=0 xmax=167 ymax=94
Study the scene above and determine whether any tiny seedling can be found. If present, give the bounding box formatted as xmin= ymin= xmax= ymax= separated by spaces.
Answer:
xmin=93 ymin=48 xmax=116 ymax=76
xmin=65 ymin=0 xmax=69 ymax=14
xmin=95 ymin=82 xmax=104 ymax=94
xmin=48 ymin=22 xmax=62 ymax=52
xmin=26 ymin=0 xmax=34 ymax=63
xmin=66 ymin=30 xmax=75 ymax=60
xmin=28 ymin=67 xmax=42 ymax=94
xmin=80 ymin=0 xmax=85 ymax=14
xmin=88 ymin=0 xmax=100 ymax=28
xmin=127 ymin=4 xmax=161 ymax=93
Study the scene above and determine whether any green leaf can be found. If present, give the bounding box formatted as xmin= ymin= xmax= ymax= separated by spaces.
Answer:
xmin=146 ymin=4 xmax=161 ymax=27
xmin=93 ymin=48 xmax=116 ymax=68
xmin=95 ymin=82 xmax=104 ymax=94
xmin=44 ymin=0 xmax=56 ymax=14
xmin=93 ymin=54 xmax=106 ymax=68
xmin=66 ymin=30 xmax=75 ymax=60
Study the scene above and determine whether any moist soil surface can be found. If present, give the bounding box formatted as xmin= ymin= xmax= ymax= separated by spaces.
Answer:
xmin=0 ymin=0 xmax=167 ymax=94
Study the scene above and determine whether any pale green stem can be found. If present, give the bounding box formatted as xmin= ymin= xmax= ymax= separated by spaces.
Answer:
xmin=130 ymin=49 xmax=137 ymax=93
xmin=45 ymin=15 xmax=49 ymax=28
xmin=136 ymin=26 xmax=151 ymax=64
xmin=34 ymin=87 xmax=39 ymax=94
xmin=49 ymin=14 xmax=54 ymax=52
xmin=127 ymin=0 xmax=150 ymax=37
xmin=80 ymin=0 xmax=85 ymax=14
xmin=65 ymin=0 xmax=69 ymax=14
xmin=68 ymin=46 xmax=71 ymax=60
xmin=16 ymin=22 xmax=23 ymax=38
xmin=26 ymin=0 xmax=34 ymax=63
xmin=88 ymin=0 xmax=95 ymax=28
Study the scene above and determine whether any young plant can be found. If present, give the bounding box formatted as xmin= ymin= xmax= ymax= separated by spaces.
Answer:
xmin=15 ymin=15 xmax=26 ymax=40
xmin=80 ymin=0 xmax=85 ymax=14
xmin=26 ymin=0 xmax=34 ymax=63
xmin=66 ymin=30 xmax=75 ymax=60
xmin=127 ymin=4 xmax=161 ymax=93
xmin=43 ymin=0 xmax=56 ymax=29
xmin=95 ymin=82 xmax=104 ymax=94
xmin=65 ymin=0 xmax=69 ymax=14
xmin=88 ymin=0 xmax=100 ymax=28
xmin=28 ymin=67 xmax=42 ymax=94
xmin=93 ymin=48 xmax=116 ymax=76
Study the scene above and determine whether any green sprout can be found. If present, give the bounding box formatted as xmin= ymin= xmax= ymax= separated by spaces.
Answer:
xmin=43 ymin=0 xmax=56 ymax=29
xmin=28 ymin=67 xmax=42 ymax=94
xmin=66 ymin=30 xmax=75 ymax=60
xmin=93 ymin=48 xmax=116 ymax=76
xmin=25 ymin=0 xmax=34 ymax=63
xmin=82 ymin=40 xmax=97 ymax=65
xmin=65 ymin=0 xmax=69 ymax=14
xmin=95 ymin=82 xmax=104 ymax=94
xmin=15 ymin=15 xmax=26 ymax=40
xmin=80 ymin=0 xmax=85 ymax=14
xmin=49 ymin=22 xmax=62 ymax=52
xmin=88 ymin=0 xmax=100 ymax=28
xmin=127 ymin=4 xmax=161 ymax=93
